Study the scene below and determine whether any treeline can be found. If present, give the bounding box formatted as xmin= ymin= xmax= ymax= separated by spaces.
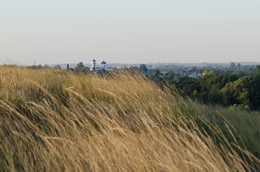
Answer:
xmin=29 ymin=63 xmax=260 ymax=110
xmin=139 ymin=65 xmax=260 ymax=110
xmin=153 ymin=62 xmax=257 ymax=77
xmin=28 ymin=62 xmax=109 ymax=74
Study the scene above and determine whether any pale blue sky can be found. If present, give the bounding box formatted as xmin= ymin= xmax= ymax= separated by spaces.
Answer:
xmin=0 ymin=0 xmax=260 ymax=65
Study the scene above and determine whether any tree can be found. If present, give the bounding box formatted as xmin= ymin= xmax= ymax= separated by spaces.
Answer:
xmin=154 ymin=69 xmax=161 ymax=77
xmin=74 ymin=62 xmax=89 ymax=73
xmin=255 ymin=66 xmax=260 ymax=76
xmin=191 ymin=66 xmax=198 ymax=73
xmin=76 ymin=62 xmax=85 ymax=69
xmin=150 ymin=69 xmax=162 ymax=83
xmin=139 ymin=64 xmax=148 ymax=73
xmin=164 ymin=70 xmax=175 ymax=80
xmin=128 ymin=66 xmax=138 ymax=73
xmin=44 ymin=64 xmax=50 ymax=69
xmin=237 ymin=63 xmax=241 ymax=69
xmin=231 ymin=62 xmax=235 ymax=68
xmin=253 ymin=65 xmax=260 ymax=109
xmin=220 ymin=76 xmax=254 ymax=107
xmin=193 ymin=90 xmax=199 ymax=98
xmin=53 ymin=65 xmax=61 ymax=69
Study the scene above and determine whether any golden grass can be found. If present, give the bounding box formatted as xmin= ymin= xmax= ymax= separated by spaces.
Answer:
xmin=0 ymin=65 xmax=259 ymax=171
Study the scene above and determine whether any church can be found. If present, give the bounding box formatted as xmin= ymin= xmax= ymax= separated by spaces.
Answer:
xmin=90 ymin=59 xmax=107 ymax=71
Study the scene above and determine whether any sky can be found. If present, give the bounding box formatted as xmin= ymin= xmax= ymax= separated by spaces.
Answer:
xmin=0 ymin=0 xmax=260 ymax=65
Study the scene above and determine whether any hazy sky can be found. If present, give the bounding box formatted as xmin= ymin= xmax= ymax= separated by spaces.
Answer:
xmin=0 ymin=0 xmax=260 ymax=65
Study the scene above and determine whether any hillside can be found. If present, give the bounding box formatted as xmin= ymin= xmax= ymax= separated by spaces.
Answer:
xmin=0 ymin=66 xmax=259 ymax=171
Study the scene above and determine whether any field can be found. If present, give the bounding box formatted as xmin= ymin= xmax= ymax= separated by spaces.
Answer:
xmin=0 ymin=66 xmax=259 ymax=171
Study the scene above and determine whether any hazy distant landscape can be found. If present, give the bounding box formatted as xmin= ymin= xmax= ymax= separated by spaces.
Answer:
xmin=48 ymin=62 xmax=260 ymax=69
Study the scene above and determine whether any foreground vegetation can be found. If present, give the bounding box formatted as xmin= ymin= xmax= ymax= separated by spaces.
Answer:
xmin=0 ymin=66 xmax=259 ymax=171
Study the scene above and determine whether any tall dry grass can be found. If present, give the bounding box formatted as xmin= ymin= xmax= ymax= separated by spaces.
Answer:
xmin=0 ymin=66 xmax=259 ymax=171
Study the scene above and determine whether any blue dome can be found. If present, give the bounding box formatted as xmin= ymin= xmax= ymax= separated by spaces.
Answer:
xmin=101 ymin=61 xmax=107 ymax=64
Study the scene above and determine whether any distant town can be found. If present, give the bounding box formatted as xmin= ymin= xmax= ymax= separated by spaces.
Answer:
xmin=29 ymin=60 xmax=260 ymax=78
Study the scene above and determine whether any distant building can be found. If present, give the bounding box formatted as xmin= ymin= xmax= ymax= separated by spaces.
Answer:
xmin=90 ymin=59 xmax=109 ymax=71
xmin=101 ymin=61 xmax=107 ymax=70
xmin=107 ymin=67 xmax=113 ymax=71
xmin=91 ymin=59 xmax=96 ymax=70
xmin=188 ymin=73 xmax=202 ymax=78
